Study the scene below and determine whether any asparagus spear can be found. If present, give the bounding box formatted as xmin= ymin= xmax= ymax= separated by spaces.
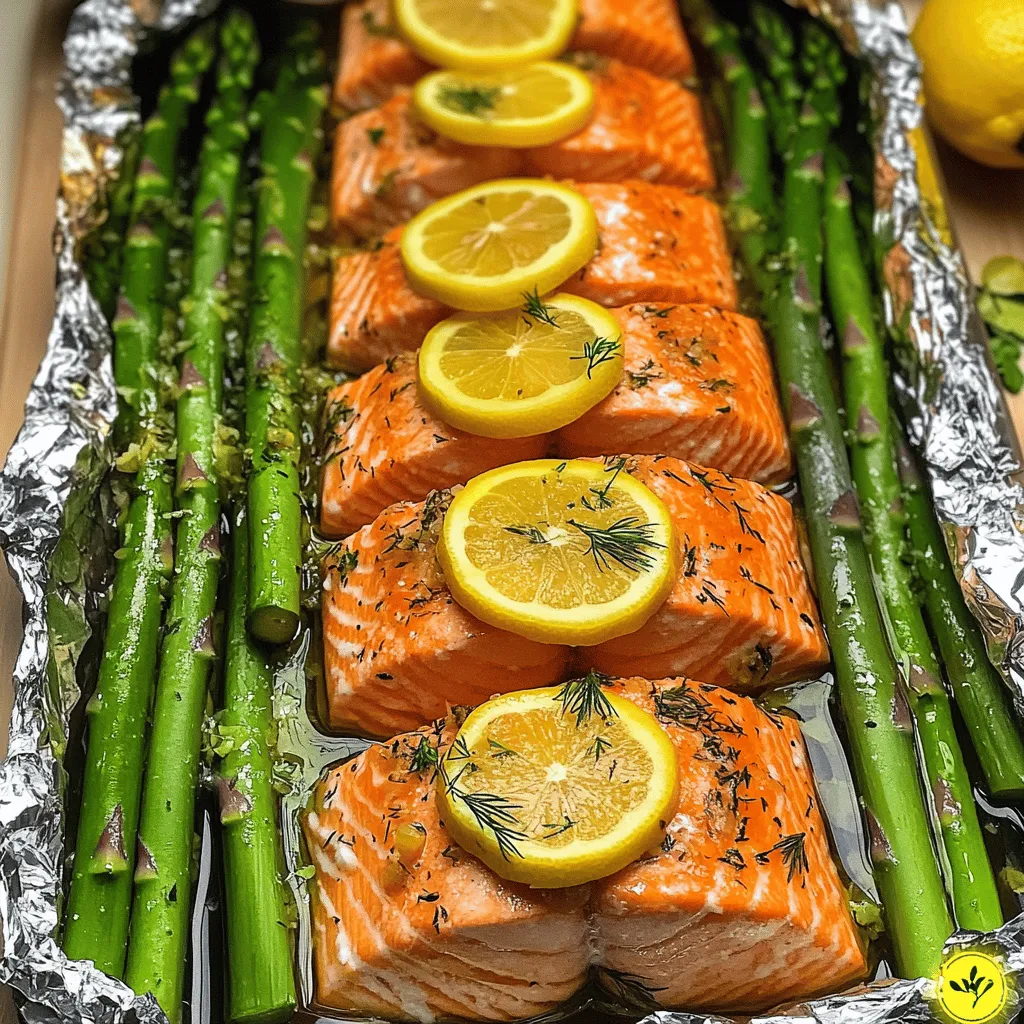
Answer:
xmin=245 ymin=22 xmax=327 ymax=644
xmin=749 ymin=2 xmax=802 ymax=158
xmin=219 ymin=510 xmax=297 ymax=1024
xmin=62 ymin=26 xmax=215 ymax=980
xmin=685 ymin=0 xmax=954 ymax=975
xmin=895 ymin=430 xmax=1024 ymax=799
xmin=824 ymin=147 xmax=1002 ymax=932
xmin=124 ymin=16 xmax=258 ymax=1020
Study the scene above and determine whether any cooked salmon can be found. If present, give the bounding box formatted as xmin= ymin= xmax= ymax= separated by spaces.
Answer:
xmin=328 ymin=182 xmax=736 ymax=371
xmin=335 ymin=0 xmax=430 ymax=112
xmin=323 ymin=459 xmax=826 ymax=739
xmin=335 ymin=0 xmax=694 ymax=112
xmin=319 ymin=353 xmax=549 ymax=537
xmin=304 ymin=675 xmax=866 ymax=1022
xmin=572 ymin=0 xmax=695 ymax=80
xmin=558 ymin=304 xmax=792 ymax=485
xmin=581 ymin=455 xmax=829 ymax=687
xmin=526 ymin=61 xmax=714 ymax=191
xmin=303 ymin=717 xmax=591 ymax=1022
xmin=320 ymin=308 xmax=791 ymax=537
xmin=328 ymin=229 xmax=447 ymax=373
xmin=331 ymin=93 xmax=523 ymax=239
xmin=321 ymin=491 xmax=572 ymax=738
xmin=593 ymin=675 xmax=867 ymax=1012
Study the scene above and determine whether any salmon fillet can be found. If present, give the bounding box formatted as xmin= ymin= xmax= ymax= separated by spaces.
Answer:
xmin=304 ymin=675 xmax=866 ymax=1021
xmin=319 ymin=354 xmax=548 ymax=538
xmin=322 ymin=491 xmax=572 ymax=738
xmin=328 ymin=228 xmax=447 ymax=373
xmin=304 ymin=718 xmax=591 ymax=1022
xmin=558 ymin=304 xmax=792 ymax=485
xmin=335 ymin=0 xmax=694 ymax=113
xmin=320 ymin=308 xmax=791 ymax=536
xmin=581 ymin=455 xmax=828 ymax=687
xmin=331 ymin=93 xmax=523 ymax=239
xmin=328 ymin=183 xmax=736 ymax=371
xmin=526 ymin=61 xmax=714 ymax=191
xmin=593 ymin=675 xmax=867 ymax=1013
xmin=572 ymin=0 xmax=694 ymax=80
xmin=335 ymin=0 xmax=430 ymax=112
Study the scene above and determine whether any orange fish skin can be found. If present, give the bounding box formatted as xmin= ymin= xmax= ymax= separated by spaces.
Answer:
xmin=304 ymin=676 xmax=866 ymax=1020
xmin=319 ymin=354 xmax=549 ymax=538
xmin=581 ymin=455 xmax=829 ymax=688
xmin=572 ymin=0 xmax=694 ymax=80
xmin=332 ymin=93 xmax=523 ymax=240
xmin=321 ymin=491 xmax=573 ymax=739
xmin=335 ymin=0 xmax=430 ymax=112
xmin=328 ymin=227 xmax=448 ymax=373
xmin=328 ymin=183 xmax=737 ymax=371
xmin=304 ymin=719 xmax=591 ymax=1022
xmin=526 ymin=61 xmax=714 ymax=191
xmin=558 ymin=304 xmax=793 ymax=485
xmin=593 ymin=675 xmax=868 ymax=1013
xmin=335 ymin=0 xmax=694 ymax=113
xmin=563 ymin=182 xmax=739 ymax=310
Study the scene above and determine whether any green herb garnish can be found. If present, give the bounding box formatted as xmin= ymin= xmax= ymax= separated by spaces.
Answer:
xmin=521 ymin=286 xmax=561 ymax=327
xmin=571 ymin=335 xmax=621 ymax=378
xmin=553 ymin=671 xmax=617 ymax=727
xmin=567 ymin=516 xmax=665 ymax=574
xmin=438 ymin=83 xmax=500 ymax=117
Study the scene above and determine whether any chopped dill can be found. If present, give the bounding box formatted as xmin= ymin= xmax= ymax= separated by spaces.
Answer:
xmin=487 ymin=738 xmax=518 ymax=760
xmin=755 ymin=832 xmax=808 ymax=883
xmin=588 ymin=734 xmax=613 ymax=763
xmin=553 ymin=671 xmax=617 ymax=727
xmin=571 ymin=335 xmax=621 ymax=378
xmin=582 ymin=456 xmax=627 ymax=511
xmin=438 ymin=83 xmax=500 ymax=117
xmin=567 ymin=516 xmax=665 ymax=574
xmin=409 ymin=737 xmax=438 ymax=774
xmin=541 ymin=815 xmax=576 ymax=839
xmin=521 ymin=287 xmax=561 ymax=327
xmin=504 ymin=524 xmax=549 ymax=545
xmin=366 ymin=126 xmax=385 ymax=146
xmin=441 ymin=756 xmax=528 ymax=860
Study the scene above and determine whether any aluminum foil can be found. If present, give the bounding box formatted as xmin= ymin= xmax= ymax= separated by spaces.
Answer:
xmin=4 ymin=1 xmax=1024 ymax=1024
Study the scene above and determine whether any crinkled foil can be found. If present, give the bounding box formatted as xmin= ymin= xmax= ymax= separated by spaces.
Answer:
xmin=4 ymin=2 xmax=1024 ymax=1024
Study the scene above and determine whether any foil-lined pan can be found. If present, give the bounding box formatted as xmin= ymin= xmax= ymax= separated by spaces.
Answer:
xmin=3 ymin=1 xmax=1024 ymax=1023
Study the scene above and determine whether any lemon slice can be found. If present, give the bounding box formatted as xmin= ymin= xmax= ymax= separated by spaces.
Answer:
xmin=417 ymin=293 xmax=623 ymax=438
xmin=438 ymin=459 xmax=678 ymax=644
xmin=394 ymin=0 xmax=578 ymax=71
xmin=413 ymin=62 xmax=594 ymax=147
xmin=401 ymin=179 xmax=598 ymax=312
xmin=437 ymin=678 xmax=680 ymax=887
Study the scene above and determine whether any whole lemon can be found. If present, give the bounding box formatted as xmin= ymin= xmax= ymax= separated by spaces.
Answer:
xmin=912 ymin=0 xmax=1024 ymax=169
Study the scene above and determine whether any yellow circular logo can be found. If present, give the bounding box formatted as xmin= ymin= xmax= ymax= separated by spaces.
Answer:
xmin=935 ymin=951 xmax=1010 ymax=1024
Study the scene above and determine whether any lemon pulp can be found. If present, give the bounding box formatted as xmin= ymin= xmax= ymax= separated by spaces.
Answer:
xmin=437 ymin=681 xmax=680 ymax=887
xmin=438 ymin=458 xmax=678 ymax=645
xmin=394 ymin=0 xmax=578 ymax=70
xmin=413 ymin=62 xmax=594 ymax=147
xmin=401 ymin=179 xmax=598 ymax=312
xmin=417 ymin=293 xmax=623 ymax=437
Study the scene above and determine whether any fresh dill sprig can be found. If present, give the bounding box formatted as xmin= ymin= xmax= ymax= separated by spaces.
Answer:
xmin=504 ymin=524 xmax=549 ymax=545
xmin=541 ymin=815 xmax=576 ymax=839
xmin=487 ymin=738 xmax=518 ymax=760
xmin=553 ymin=671 xmax=617 ymax=727
xmin=571 ymin=335 xmax=621 ymax=379
xmin=755 ymin=832 xmax=808 ymax=883
xmin=567 ymin=516 xmax=665 ymax=574
xmin=438 ymin=83 xmax=500 ymax=117
xmin=409 ymin=736 xmax=438 ymax=774
xmin=582 ymin=456 xmax=627 ymax=511
xmin=521 ymin=287 xmax=561 ymax=327
xmin=441 ymin=756 xmax=528 ymax=860
xmin=587 ymin=735 xmax=613 ymax=763
xmin=596 ymin=967 xmax=666 ymax=1011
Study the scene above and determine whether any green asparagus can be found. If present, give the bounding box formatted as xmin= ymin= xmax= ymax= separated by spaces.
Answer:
xmin=895 ymin=429 xmax=1024 ymax=799
xmin=125 ymin=15 xmax=258 ymax=1020
xmin=62 ymin=24 xmax=215 ymax=979
xmin=824 ymin=147 xmax=1001 ymax=932
xmin=245 ymin=22 xmax=327 ymax=644
xmin=682 ymin=0 xmax=955 ymax=975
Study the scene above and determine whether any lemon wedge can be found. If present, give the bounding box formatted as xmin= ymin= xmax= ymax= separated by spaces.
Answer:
xmin=400 ymin=179 xmax=598 ymax=312
xmin=413 ymin=62 xmax=594 ymax=147
xmin=437 ymin=678 xmax=680 ymax=887
xmin=438 ymin=458 xmax=677 ymax=644
xmin=417 ymin=293 xmax=623 ymax=438
xmin=394 ymin=0 xmax=578 ymax=71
